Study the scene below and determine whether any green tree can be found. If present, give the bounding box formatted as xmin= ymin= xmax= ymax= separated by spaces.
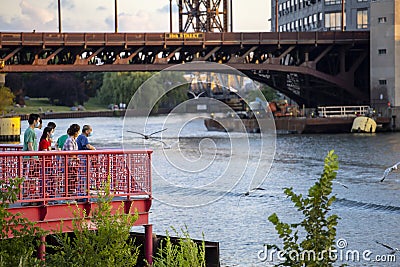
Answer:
xmin=47 ymin=180 xmax=140 ymax=267
xmin=0 ymin=177 xmax=44 ymax=267
xmin=0 ymin=86 xmax=14 ymax=112
xmin=268 ymin=150 xmax=340 ymax=267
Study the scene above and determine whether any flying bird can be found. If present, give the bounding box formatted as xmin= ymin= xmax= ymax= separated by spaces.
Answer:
xmin=127 ymin=128 xmax=169 ymax=147
xmin=380 ymin=161 xmax=400 ymax=182
xmin=333 ymin=181 xmax=348 ymax=189
xmin=188 ymin=91 xmax=205 ymax=99
xmin=375 ymin=241 xmax=400 ymax=254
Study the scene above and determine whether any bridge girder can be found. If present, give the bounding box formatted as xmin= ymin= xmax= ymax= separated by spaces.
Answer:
xmin=0 ymin=31 xmax=370 ymax=107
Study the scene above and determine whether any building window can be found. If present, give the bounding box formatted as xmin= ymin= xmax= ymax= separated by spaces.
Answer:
xmin=378 ymin=17 xmax=387 ymax=23
xmin=379 ymin=80 xmax=387 ymax=85
xmin=357 ymin=9 xmax=368 ymax=29
xmin=378 ymin=49 xmax=387 ymax=55
xmin=325 ymin=0 xmax=343 ymax=5
xmin=325 ymin=12 xmax=345 ymax=31
xmin=319 ymin=12 xmax=323 ymax=21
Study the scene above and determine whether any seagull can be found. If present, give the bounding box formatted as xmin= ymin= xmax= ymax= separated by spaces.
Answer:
xmin=333 ymin=181 xmax=348 ymax=189
xmin=375 ymin=241 xmax=400 ymax=254
xmin=127 ymin=128 xmax=169 ymax=147
xmin=188 ymin=91 xmax=205 ymax=99
xmin=237 ymin=187 xmax=267 ymax=206
xmin=380 ymin=161 xmax=400 ymax=182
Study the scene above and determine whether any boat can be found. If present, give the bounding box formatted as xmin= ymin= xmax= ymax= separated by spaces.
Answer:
xmin=204 ymin=104 xmax=390 ymax=134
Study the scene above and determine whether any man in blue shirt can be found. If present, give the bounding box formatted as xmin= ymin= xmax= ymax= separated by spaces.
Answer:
xmin=76 ymin=125 xmax=96 ymax=150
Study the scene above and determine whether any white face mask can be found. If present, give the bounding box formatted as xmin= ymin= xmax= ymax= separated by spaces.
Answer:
xmin=35 ymin=121 xmax=41 ymax=128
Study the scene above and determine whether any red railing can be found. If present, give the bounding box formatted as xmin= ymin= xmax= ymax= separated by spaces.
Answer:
xmin=0 ymin=144 xmax=23 ymax=151
xmin=0 ymin=149 xmax=152 ymax=204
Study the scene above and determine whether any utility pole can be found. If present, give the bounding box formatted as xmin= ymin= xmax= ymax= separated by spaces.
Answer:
xmin=275 ymin=0 xmax=279 ymax=32
xmin=114 ymin=0 xmax=118 ymax=33
xmin=58 ymin=0 xmax=62 ymax=33
xmin=170 ymin=0 xmax=173 ymax=32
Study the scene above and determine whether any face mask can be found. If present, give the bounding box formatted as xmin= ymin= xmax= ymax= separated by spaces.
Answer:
xmin=50 ymin=133 xmax=54 ymax=139
xmin=35 ymin=121 xmax=41 ymax=128
xmin=88 ymin=131 xmax=93 ymax=137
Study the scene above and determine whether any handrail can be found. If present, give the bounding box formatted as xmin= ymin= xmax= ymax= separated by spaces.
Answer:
xmin=318 ymin=106 xmax=370 ymax=117
xmin=0 ymin=149 xmax=152 ymax=204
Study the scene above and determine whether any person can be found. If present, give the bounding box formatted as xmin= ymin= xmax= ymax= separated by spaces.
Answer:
xmin=56 ymin=132 xmax=68 ymax=150
xmin=34 ymin=118 xmax=43 ymax=149
xmin=76 ymin=125 xmax=96 ymax=150
xmin=47 ymin=121 xmax=57 ymax=144
xmin=39 ymin=127 xmax=53 ymax=151
xmin=63 ymin=124 xmax=80 ymax=151
xmin=23 ymin=114 xmax=41 ymax=151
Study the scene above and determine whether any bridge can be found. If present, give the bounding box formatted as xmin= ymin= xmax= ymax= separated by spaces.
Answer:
xmin=0 ymin=31 xmax=369 ymax=107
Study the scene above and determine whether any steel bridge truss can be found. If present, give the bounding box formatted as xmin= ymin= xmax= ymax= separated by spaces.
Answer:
xmin=0 ymin=31 xmax=370 ymax=106
xmin=178 ymin=0 xmax=228 ymax=32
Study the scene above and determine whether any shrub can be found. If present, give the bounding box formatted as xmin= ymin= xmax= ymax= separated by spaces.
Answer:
xmin=268 ymin=150 xmax=341 ymax=267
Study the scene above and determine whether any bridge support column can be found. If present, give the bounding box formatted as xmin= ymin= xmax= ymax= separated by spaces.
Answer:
xmin=144 ymin=224 xmax=153 ymax=265
xmin=38 ymin=235 xmax=46 ymax=261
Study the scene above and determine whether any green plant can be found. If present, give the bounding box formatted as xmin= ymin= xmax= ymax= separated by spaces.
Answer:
xmin=47 ymin=180 xmax=140 ymax=267
xmin=0 ymin=177 xmax=44 ymax=267
xmin=0 ymin=86 xmax=14 ymax=113
xmin=152 ymin=226 xmax=206 ymax=267
xmin=268 ymin=150 xmax=340 ymax=267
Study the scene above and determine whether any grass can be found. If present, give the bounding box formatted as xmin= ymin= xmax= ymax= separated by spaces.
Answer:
xmin=7 ymin=97 xmax=108 ymax=115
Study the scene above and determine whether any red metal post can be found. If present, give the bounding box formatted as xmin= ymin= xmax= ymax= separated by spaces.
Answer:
xmin=38 ymin=235 xmax=46 ymax=260
xmin=144 ymin=224 xmax=153 ymax=265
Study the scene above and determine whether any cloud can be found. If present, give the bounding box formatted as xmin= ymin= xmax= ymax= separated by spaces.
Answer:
xmin=48 ymin=0 xmax=75 ymax=10
xmin=20 ymin=0 xmax=54 ymax=25
xmin=157 ymin=4 xmax=178 ymax=14
xmin=97 ymin=6 xmax=107 ymax=11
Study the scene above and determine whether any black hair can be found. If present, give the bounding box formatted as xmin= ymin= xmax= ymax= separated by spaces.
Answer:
xmin=40 ymin=127 xmax=53 ymax=141
xmin=47 ymin=122 xmax=56 ymax=129
xmin=28 ymin=114 xmax=40 ymax=125
xmin=82 ymin=125 xmax=91 ymax=133
xmin=67 ymin=124 xmax=80 ymax=136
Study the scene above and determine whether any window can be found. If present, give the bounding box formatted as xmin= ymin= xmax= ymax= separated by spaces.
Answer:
xmin=378 ymin=49 xmax=387 ymax=55
xmin=299 ymin=19 xmax=303 ymax=26
xmin=325 ymin=0 xmax=343 ymax=5
xmin=313 ymin=14 xmax=317 ymax=22
xmin=357 ymin=0 xmax=368 ymax=2
xmin=357 ymin=9 xmax=368 ymax=29
xmin=325 ymin=12 xmax=345 ymax=31
xmin=319 ymin=12 xmax=323 ymax=21
xmin=379 ymin=80 xmax=387 ymax=85
xmin=304 ymin=17 xmax=308 ymax=25
xmin=378 ymin=17 xmax=387 ymax=23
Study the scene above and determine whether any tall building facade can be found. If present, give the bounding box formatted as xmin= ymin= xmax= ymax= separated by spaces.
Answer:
xmin=271 ymin=0 xmax=370 ymax=32
xmin=370 ymin=0 xmax=400 ymax=109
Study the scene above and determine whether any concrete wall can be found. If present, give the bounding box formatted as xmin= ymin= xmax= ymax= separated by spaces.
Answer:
xmin=370 ymin=0 xmax=399 ymax=108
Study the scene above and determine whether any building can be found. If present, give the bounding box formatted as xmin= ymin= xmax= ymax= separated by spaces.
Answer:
xmin=271 ymin=0 xmax=370 ymax=32
xmin=370 ymin=0 xmax=400 ymax=114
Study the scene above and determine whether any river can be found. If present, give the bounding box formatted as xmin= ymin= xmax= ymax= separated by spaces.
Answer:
xmin=20 ymin=116 xmax=400 ymax=266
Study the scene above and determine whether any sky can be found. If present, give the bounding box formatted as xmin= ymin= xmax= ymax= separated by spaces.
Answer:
xmin=0 ymin=0 xmax=272 ymax=33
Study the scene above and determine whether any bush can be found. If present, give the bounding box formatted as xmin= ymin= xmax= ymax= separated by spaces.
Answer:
xmin=0 ymin=177 xmax=44 ymax=267
xmin=153 ymin=226 xmax=206 ymax=267
xmin=47 ymin=180 xmax=140 ymax=267
xmin=268 ymin=150 xmax=341 ymax=267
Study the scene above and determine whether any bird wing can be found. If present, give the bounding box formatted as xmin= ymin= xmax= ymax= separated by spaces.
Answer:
xmin=148 ymin=128 xmax=167 ymax=136
xmin=126 ymin=130 xmax=146 ymax=138
xmin=376 ymin=241 xmax=395 ymax=251
xmin=380 ymin=167 xmax=392 ymax=182
xmin=188 ymin=91 xmax=196 ymax=98
xmin=392 ymin=161 xmax=400 ymax=170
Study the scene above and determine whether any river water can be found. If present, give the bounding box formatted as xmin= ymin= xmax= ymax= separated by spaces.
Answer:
xmin=20 ymin=116 xmax=400 ymax=266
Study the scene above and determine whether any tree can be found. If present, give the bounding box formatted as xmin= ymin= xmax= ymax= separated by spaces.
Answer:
xmin=0 ymin=177 xmax=44 ymax=267
xmin=0 ymin=86 xmax=14 ymax=113
xmin=268 ymin=150 xmax=340 ymax=267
